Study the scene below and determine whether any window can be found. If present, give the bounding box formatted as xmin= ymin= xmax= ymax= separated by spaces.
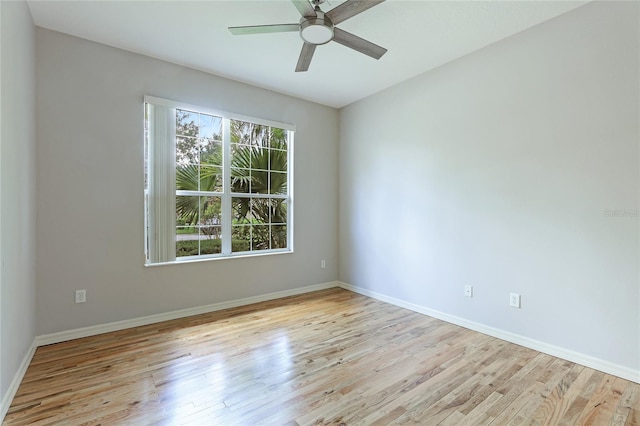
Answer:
xmin=144 ymin=96 xmax=293 ymax=264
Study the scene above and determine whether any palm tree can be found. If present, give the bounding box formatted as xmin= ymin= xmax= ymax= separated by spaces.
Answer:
xmin=175 ymin=140 xmax=223 ymax=228
xmin=175 ymin=120 xmax=288 ymax=252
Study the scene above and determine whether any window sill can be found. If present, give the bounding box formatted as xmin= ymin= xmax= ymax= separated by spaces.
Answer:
xmin=144 ymin=249 xmax=294 ymax=267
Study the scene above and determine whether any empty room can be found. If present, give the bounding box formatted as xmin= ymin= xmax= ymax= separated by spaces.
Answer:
xmin=1 ymin=0 xmax=639 ymax=424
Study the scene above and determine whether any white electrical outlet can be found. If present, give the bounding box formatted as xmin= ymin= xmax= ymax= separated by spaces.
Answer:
xmin=510 ymin=293 xmax=521 ymax=308
xmin=321 ymin=259 xmax=326 ymax=269
xmin=464 ymin=285 xmax=473 ymax=298
xmin=75 ymin=289 xmax=86 ymax=303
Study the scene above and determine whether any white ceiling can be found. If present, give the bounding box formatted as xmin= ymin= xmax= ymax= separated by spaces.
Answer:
xmin=27 ymin=0 xmax=588 ymax=108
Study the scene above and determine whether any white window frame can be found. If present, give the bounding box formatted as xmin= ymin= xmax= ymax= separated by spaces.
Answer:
xmin=144 ymin=95 xmax=294 ymax=265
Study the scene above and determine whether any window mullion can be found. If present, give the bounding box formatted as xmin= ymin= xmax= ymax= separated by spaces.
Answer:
xmin=287 ymin=130 xmax=294 ymax=251
xmin=221 ymin=118 xmax=232 ymax=255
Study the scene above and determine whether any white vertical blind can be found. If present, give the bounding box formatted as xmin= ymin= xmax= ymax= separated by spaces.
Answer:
xmin=147 ymin=103 xmax=176 ymax=263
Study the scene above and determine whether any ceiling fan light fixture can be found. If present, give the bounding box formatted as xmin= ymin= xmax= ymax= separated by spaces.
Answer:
xmin=300 ymin=17 xmax=334 ymax=45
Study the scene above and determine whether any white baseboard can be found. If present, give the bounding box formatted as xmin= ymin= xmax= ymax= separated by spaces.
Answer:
xmin=1 ymin=340 xmax=37 ymax=422
xmin=338 ymin=281 xmax=640 ymax=384
xmin=37 ymin=281 xmax=339 ymax=346
xmin=10 ymin=278 xmax=635 ymax=425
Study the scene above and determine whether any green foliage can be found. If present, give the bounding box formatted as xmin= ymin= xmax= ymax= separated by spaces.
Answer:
xmin=176 ymin=239 xmax=252 ymax=257
xmin=175 ymin=119 xmax=289 ymax=254
xmin=176 ymin=239 xmax=220 ymax=257
xmin=175 ymin=110 xmax=200 ymax=165
xmin=176 ymin=109 xmax=223 ymax=166
xmin=176 ymin=226 xmax=195 ymax=234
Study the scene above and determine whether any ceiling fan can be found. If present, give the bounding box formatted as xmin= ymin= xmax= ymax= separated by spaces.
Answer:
xmin=229 ymin=0 xmax=387 ymax=72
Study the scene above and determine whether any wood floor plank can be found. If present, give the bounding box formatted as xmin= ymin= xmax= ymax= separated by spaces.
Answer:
xmin=614 ymin=380 xmax=640 ymax=425
xmin=576 ymin=375 xmax=629 ymax=425
xmin=531 ymin=362 xmax=585 ymax=424
xmin=4 ymin=288 xmax=639 ymax=425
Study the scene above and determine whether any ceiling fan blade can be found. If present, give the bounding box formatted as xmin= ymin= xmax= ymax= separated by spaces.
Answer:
xmin=291 ymin=0 xmax=316 ymax=17
xmin=295 ymin=43 xmax=316 ymax=72
xmin=326 ymin=0 xmax=385 ymax=25
xmin=332 ymin=28 xmax=387 ymax=59
xmin=229 ymin=24 xmax=299 ymax=35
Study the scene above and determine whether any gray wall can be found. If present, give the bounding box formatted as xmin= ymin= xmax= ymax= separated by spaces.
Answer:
xmin=36 ymin=29 xmax=338 ymax=335
xmin=339 ymin=2 xmax=639 ymax=371
xmin=0 ymin=0 xmax=37 ymax=408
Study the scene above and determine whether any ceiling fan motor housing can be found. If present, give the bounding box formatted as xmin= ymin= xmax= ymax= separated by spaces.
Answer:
xmin=300 ymin=12 xmax=334 ymax=45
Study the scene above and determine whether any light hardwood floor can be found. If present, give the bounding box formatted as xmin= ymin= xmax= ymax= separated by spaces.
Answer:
xmin=4 ymin=288 xmax=639 ymax=425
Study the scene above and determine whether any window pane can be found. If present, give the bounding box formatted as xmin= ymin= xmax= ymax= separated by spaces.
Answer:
xmin=231 ymin=168 xmax=251 ymax=193
xmin=251 ymin=169 xmax=268 ymax=194
xmin=201 ymin=140 xmax=222 ymax=166
xmin=270 ymin=199 xmax=287 ymax=224
xmin=270 ymin=148 xmax=287 ymax=171
xmin=269 ymin=172 xmax=287 ymax=195
xmin=176 ymin=136 xmax=199 ymax=165
xmin=269 ymin=127 xmax=287 ymax=150
xmin=199 ymin=226 xmax=222 ymax=254
xmin=175 ymin=196 xmax=221 ymax=258
xmin=250 ymin=146 xmax=269 ymax=194
xmin=199 ymin=114 xmax=222 ymax=140
xmin=271 ymin=225 xmax=287 ymax=249
xmin=176 ymin=164 xmax=199 ymax=191
xmin=250 ymin=146 xmax=269 ymax=171
xmin=252 ymin=225 xmax=270 ymax=250
xmin=232 ymin=197 xmax=252 ymax=224
xmin=176 ymin=226 xmax=198 ymax=257
xmin=232 ymin=225 xmax=250 ymax=252
xmin=176 ymin=195 xmax=200 ymax=226
xmin=176 ymin=110 xmax=199 ymax=137
xmin=250 ymin=198 xmax=270 ymax=224
xmin=231 ymin=120 xmax=268 ymax=147
xmin=231 ymin=143 xmax=252 ymax=167
xmin=200 ymin=196 xmax=222 ymax=226
xmin=200 ymin=166 xmax=222 ymax=192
